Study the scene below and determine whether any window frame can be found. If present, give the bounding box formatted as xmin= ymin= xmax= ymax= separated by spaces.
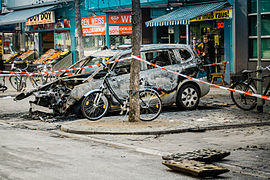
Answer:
xmin=248 ymin=4 xmax=270 ymax=61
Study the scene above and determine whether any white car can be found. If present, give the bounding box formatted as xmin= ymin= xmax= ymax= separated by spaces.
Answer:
xmin=70 ymin=44 xmax=210 ymax=111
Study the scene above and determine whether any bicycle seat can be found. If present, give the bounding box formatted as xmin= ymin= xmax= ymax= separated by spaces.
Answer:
xmin=241 ymin=70 xmax=253 ymax=74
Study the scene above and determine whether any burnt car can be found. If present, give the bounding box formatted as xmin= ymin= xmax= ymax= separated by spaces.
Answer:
xmin=14 ymin=49 xmax=120 ymax=114
xmin=15 ymin=44 xmax=209 ymax=116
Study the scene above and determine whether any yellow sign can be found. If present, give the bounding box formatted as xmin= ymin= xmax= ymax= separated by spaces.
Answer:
xmin=191 ymin=9 xmax=232 ymax=22
xmin=26 ymin=11 xmax=55 ymax=25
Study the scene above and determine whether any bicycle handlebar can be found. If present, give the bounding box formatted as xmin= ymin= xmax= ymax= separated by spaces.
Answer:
xmin=11 ymin=62 xmax=29 ymax=72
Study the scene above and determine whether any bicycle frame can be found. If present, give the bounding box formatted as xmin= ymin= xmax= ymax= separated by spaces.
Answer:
xmin=243 ymin=68 xmax=270 ymax=97
xmin=103 ymin=78 xmax=125 ymax=106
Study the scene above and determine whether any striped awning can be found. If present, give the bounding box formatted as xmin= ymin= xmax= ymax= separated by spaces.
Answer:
xmin=146 ymin=2 xmax=228 ymax=27
xmin=0 ymin=6 xmax=55 ymax=26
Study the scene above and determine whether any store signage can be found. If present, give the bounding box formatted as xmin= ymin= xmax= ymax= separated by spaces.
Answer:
xmin=108 ymin=14 xmax=132 ymax=24
xmin=191 ymin=9 xmax=232 ymax=22
xmin=26 ymin=11 xmax=55 ymax=25
xmin=82 ymin=26 xmax=106 ymax=36
xmin=217 ymin=22 xmax=224 ymax=29
xmin=109 ymin=26 xmax=132 ymax=35
xmin=79 ymin=15 xmax=105 ymax=27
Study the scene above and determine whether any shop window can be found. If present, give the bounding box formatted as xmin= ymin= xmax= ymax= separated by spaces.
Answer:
xmin=110 ymin=35 xmax=131 ymax=47
xmin=83 ymin=36 xmax=105 ymax=50
xmin=55 ymin=31 xmax=71 ymax=51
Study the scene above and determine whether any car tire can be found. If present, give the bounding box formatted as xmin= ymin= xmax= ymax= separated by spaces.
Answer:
xmin=176 ymin=83 xmax=200 ymax=110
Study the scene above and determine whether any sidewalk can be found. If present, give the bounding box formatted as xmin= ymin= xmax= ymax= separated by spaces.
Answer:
xmin=60 ymin=87 xmax=270 ymax=135
xmin=1 ymin=83 xmax=269 ymax=135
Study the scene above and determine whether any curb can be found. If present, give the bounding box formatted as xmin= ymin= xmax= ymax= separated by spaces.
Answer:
xmin=60 ymin=121 xmax=270 ymax=135
xmin=0 ymin=93 xmax=19 ymax=98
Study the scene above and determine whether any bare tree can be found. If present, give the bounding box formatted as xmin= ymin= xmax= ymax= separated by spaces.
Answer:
xmin=74 ymin=0 xmax=84 ymax=60
xmin=129 ymin=0 xmax=142 ymax=122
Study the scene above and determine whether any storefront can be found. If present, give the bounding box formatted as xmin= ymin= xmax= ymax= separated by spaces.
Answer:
xmin=24 ymin=10 xmax=71 ymax=57
xmin=146 ymin=1 xmax=233 ymax=72
xmin=0 ymin=24 xmax=21 ymax=60
xmin=190 ymin=8 xmax=232 ymax=67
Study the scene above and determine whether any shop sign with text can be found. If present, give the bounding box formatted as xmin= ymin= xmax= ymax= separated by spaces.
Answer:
xmin=78 ymin=15 xmax=105 ymax=27
xmin=26 ymin=11 xmax=55 ymax=25
xmin=109 ymin=26 xmax=132 ymax=35
xmin=83 ymin=26 xmax=106 ymax=36
xmin=191 ymin=9 xmax=232 ymax=22
xmin=108 ymin=14 xmax=132 ymax=24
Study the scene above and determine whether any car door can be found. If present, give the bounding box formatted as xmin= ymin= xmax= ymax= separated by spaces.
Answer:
xmin=140 ymin=49 xmax=180 ymax=93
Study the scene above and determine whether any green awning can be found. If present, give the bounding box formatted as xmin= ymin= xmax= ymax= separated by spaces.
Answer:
xmin=0 ymin=6 xmax=55 ymax=26
xmin=146 ymin=2 xmax=228 ymax=27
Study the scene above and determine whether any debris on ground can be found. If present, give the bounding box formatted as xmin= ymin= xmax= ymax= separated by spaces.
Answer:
xmin=162 ymin=148 xmax=230 ymax=162
xmin=162 ymin=149 xmax=230 ymax=177
xmin=162 ymin=160 xmax=229 ymax=177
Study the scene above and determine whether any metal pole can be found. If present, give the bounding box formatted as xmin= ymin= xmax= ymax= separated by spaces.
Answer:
xmin=186 ymin=24 xmax=189 ymax=45
xmin=257 ymin=0 xmax=263 ymax=112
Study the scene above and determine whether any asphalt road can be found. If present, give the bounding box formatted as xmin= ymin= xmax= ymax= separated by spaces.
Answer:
xmin=0 ymin=89 xmax=269 ymax=179
xmin=0 ymin=124 xmax=268 ymax=180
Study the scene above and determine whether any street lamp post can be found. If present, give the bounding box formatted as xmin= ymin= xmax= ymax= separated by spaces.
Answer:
xmin=257 ymin=0 xmax=263 ymax=112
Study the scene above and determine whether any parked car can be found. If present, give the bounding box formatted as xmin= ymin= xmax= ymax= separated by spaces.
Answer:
xmin=70 ymin=44 xmax=209 ymax=112
xmin=15 ymin=44 xmax=210 ymax=115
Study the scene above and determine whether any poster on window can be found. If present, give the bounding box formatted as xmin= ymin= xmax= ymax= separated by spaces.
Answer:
xmin=82 ymin=26 xmax=106 ymax=36
xmin=109 ymin=26 xmax=132 ymax=35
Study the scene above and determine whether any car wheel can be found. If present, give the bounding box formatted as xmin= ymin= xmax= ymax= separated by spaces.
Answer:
xmin=177 ymin=84 xmax=200 ymax=110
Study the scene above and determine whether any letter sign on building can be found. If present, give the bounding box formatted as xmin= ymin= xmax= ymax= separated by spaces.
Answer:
xmin=108 ymin=14 xmax=132 ymax=24
xmin=26 ymin=11 xmax=55 ymax=25
xmin=190 ymin=9 xmax=232 ymax=22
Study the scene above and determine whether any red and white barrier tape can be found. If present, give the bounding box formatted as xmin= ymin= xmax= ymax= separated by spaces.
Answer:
xmin=2 ymin=55 xmax=268 ymax=101
xmin=0 ymin=57 xmax=132 ymax=77
xmin=202 ymin=61 xmax=228 ymax=67
xmin=131 ymin=55 xmax=270 ymax=101
xmin=0 ymin=72 xmax=74 ymax=77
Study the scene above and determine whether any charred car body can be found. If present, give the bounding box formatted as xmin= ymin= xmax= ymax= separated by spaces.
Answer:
xmin=15 ymin=44 xmax=210 ymax=116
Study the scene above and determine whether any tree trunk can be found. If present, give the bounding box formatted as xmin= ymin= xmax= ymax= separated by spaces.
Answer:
xmin=129 ymin=0 xmax=142 ymax=122
xmin=74 ymin=0 xmax=84 ymax=60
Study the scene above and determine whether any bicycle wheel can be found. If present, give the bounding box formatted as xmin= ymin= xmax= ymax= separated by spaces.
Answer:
xmin=9 ymin=75 xmax=24 ymax=91
xmin=231 ymin=82 xmax=257 ymax=110
xmin=139 ymin=89 xmax=162 ymax=121
xmin=81 ymin=91 xmax=109 ymax=120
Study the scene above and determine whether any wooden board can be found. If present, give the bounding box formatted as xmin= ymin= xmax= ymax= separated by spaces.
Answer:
xmin=162 ymin=160 xmax=229 ymax=177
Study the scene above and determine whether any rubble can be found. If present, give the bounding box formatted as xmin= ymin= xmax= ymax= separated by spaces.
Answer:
xmin=162 ymin=149 xmax=231 ymax=177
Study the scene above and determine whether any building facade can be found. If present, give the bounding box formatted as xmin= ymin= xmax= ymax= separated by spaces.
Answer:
xmin=0 ymin=0 xmax=268 ymax=75
xmin=234 ymin=0 xmax=270 ymax=73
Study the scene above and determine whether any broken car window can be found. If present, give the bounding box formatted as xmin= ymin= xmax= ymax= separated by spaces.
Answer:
xmin=144 ymin=50 xmax=176 ymax=69
xmin=113 ymin=54 xmax=131 ymax=75
xmin=179 ymin=48 xmax=191 ymax=61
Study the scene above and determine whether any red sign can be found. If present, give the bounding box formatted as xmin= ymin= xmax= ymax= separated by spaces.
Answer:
xmin=83 ymin=26 xmax=106 ymax=36
xmin=77 ymin=15 xmax=106 ymax=27
xmin=217 ymin=22 xmax=224 ymax=29
xmin=109 ymin=26 xmax=132 ymax=35
xmin=108 ymin=14 xmax=132 ymax=24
